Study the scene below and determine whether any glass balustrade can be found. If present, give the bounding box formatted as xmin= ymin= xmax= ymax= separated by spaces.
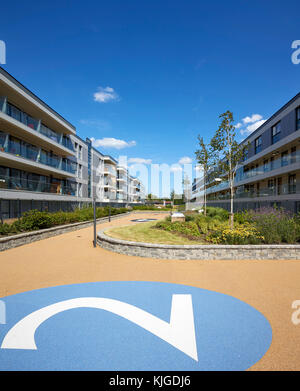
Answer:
xmin=0 ymin=174 xmax=76 ymax=196
xmin=104 ymin=165 xmax=116 ymax=175
xmin=207 ymin=183 xmax=300 ymax=201
xmin=2 ymin=101 xmax=74 ymax=151
xmin=205 ymin=149 xmax=300 ymax=195
xmin=0 ymin=131 xmax=75 ymax=173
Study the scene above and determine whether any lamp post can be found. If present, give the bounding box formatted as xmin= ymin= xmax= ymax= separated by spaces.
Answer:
xmin=93 ymin=197 xmax=97 ymax=248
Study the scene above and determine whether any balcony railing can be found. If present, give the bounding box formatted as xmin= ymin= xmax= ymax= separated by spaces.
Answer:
xmin=2 ymin=100 xmax=74 ymax=151
xmin=207 ymin=183 xmax=300 ymax=201
xmin=0 ymin=132 xmax=76 ymax=174
xmin=0 ymin=175 xmax=76 ymax=196
xmin=205 ymin=149 xmax=300 ymax=195
xmin=104 ymin=164 xmax=116 ymax=175
xmin=103 ymin=191 xmax=116 ymax=200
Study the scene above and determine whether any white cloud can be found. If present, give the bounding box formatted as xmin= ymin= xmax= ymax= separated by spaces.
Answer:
xmin=237 ymin=113 xmax=266 ymax=137
xmin=93 ymin=86 xmax=119 ymax=103
xmin=91 ymin=137 xmax=136 ymax=149
xmin=178 ymin=156 xmax=192 ymax=165
xmin=242 ymin=114 xmax=263 ymax=124
xmin=240 ymin=119 xmax=267 ymax=136
xmin=128 ymin=157 xmax=152 ymax=164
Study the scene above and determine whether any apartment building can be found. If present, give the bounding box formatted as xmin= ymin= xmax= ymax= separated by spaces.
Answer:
xmin=192 ymin=92 xmax=300 ymax=213
xmin=0 ymin=67 xmax=144 ymax=219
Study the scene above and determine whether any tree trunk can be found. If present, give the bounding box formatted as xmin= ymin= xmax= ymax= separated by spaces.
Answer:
xmin=204 ymin=172 xmax=207 ymax=216
xmin=230 ymin=179 xmax=234 ymax=229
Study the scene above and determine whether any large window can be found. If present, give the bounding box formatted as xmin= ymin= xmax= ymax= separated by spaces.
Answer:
xmin=291 ymin=146 xmax=297 ymax=164
xmin=289 ymin=174 xmax=296 ymax=194
xmin=6 ymin=102 xmax=38 ymax=130
xmin=9 ymin=137 xmax=21 ymax=156
xmin=263 ymin=159 xmax=269 ymax=172
xmin=0 ymin=131 xmax=6 ymax=152
xmin=272 ymin=122 xmax=281 ymax=144
xmin=255 ymin=136 xmax=262 ymax=154
xmin=297 ymin=107 xmax=300 ymax=130
xmin=281 ymin=151 xmax=289 ymax=167
xmin=40 ymin=124 xmax=60 ymax=143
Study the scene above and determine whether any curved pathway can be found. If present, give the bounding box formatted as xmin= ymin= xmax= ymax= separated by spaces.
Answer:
xmin=0 ymin=212 xmax=299 ymax=370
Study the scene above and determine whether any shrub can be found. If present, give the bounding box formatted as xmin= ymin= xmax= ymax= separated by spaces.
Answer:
xmin=206 ymin=207 xmax=229 ymax=221
xmin=132 ymin=205 xmax=170 ymax=211
xmin=0 ymin=223 xmax=15 ymax=236
xmin=155 ymin=220 xmax=201 ymax=238
xmin=0 ymin=206 xmax=129 ymax=236
xmin=250 ymin=207 xmax=299 ymax=244
xmin=207 ymin=224 xmax=264 ymax=245
xmin=234 ymin=210 xmax=253 ymax=224
xmin=19 ymin=210 xmax=53 ymax=230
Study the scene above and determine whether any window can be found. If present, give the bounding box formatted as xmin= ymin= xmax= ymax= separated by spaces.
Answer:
xmin=288 ymin=174 xmax=296 ymax=194
xmin=0 ymin=131 xmax=7 ymax=152
xmin=255 ymin=136 xmax=262 ymax=154
xmin=277 ymin=177 xmax=282 ymax=195
xmin=79 ymin=145 xmax=82 ymax=160
xmin=297 ymin=107 xmax=300 ymax=130
xmin=281 ymin=151 xmax=289 ymax=167
xmin=243 ymin=148 xmax=249 ymax=162
xmin=272 ymin=122 xmax=281 ymax=144
xmin=78 ymin=164 xmax=82 ymax=178
xmin=291 ymin=146 xmax=297 ymax=164
xmin=263 ymin=159 xmax=269 ymax=172
xmin=9 ymin=137 xmax=21 ymax=156
xmin=40 ymin=124 xmax=60 ymax=143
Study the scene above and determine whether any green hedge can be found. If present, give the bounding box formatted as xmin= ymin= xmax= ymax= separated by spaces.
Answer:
xmin=132 ymin=205 xmax=171 ymax=211
xmin=0 ymin=207 xmax=128 ymax=236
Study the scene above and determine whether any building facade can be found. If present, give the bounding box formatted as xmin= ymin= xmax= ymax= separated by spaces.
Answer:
xmin=0 ymin=67 xmax=144 ymax=219
xmin=192 ymin=93 xmax=300 ymax=213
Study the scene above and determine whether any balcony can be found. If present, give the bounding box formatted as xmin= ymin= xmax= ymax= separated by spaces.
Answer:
xmin=104 ymin=164 xmax=117 ymax=176
xmin=103 ymin=190 xmax=116 ymax=200
xmin=0 ymin=99 xmax=75 ymax=155
xmin=207 ymin=183 xmax=300 ymax=201
xmin=205 ymin=149 xmax=300 ymax=195
xmin=0 ymin=133 xmax=76 ymax=176
xmin=0 ymin=175 xmax=76 ymax=196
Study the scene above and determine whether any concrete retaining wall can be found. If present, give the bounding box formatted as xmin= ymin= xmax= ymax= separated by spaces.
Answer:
xmin=97 ymin=230 xmax=300 ymax=260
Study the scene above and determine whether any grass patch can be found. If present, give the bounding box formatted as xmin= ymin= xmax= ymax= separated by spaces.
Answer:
xmin=105 ymin=221 xmax=206 ymax=245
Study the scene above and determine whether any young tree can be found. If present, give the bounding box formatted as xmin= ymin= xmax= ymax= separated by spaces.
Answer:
xmin=210 ymin=111 xmax=249 ymax=228
xmin=195 ymin=136 xmax=214 ymax=216
xmin=170 ymin=189 xmax=175 ymax=207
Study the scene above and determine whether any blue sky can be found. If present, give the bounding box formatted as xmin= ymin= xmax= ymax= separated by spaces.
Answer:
xmin=1 ymin=0 xmax=300 ymax=194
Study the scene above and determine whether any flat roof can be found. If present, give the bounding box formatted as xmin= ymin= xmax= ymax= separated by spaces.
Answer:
xmin=241 ymin=91 xmax=300 ymax=144
xmin=0 ymin=66 xmax=76 ymax=131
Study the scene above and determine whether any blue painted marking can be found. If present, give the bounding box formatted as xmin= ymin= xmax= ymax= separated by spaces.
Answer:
xmin=0 ymin=281 xmax=272 ymax=370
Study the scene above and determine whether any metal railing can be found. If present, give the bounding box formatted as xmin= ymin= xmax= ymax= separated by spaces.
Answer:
xmin=2 ymin=101 xmax=74 ymax=151
xmin=207 ymin=183 xmax=300 ymax=201
xmin=0 ymin=175 xmax=76 ymax=196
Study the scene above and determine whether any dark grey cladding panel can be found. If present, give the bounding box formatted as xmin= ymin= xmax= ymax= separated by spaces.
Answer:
xmin=281 ymin=110 xmax=296 ymax=138
xmin=248 ymin=137 xmax=256 ymax=159
xmin=261 ymin=127 xmax=271 ymax=150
